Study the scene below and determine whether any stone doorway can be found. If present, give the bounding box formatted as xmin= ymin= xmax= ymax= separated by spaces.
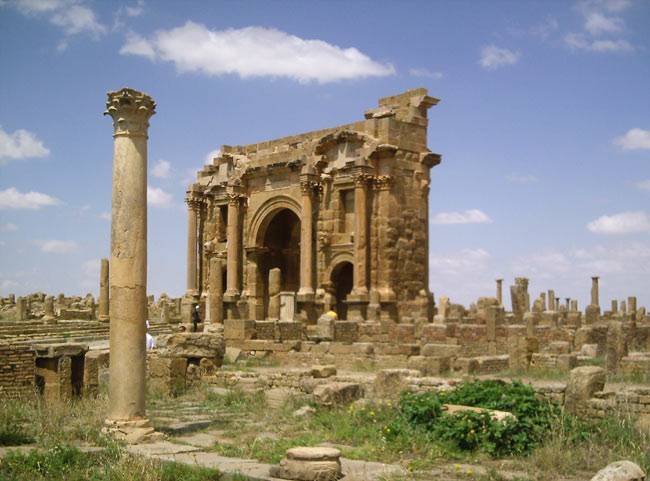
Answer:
xmin=259 ymin=208 xmax=301 ymax=317
xmin=331 ymin=261 xmax=353 ymax=319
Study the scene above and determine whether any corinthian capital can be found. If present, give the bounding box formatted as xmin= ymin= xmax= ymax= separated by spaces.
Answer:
xmin=104 ymin=88 xmax=156 ymax=138
xmin=373 ymin=175 xmax=393 ymax=191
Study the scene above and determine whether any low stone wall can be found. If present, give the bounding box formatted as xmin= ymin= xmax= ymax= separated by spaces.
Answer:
xmin=0 ymin=342 xmax=35 ymax=398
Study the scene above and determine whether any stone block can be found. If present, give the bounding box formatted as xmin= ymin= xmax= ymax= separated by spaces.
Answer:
xmin=373 ymin=369 xmax=419 ymax=398
xmin=313 ymin=382 xmax=363 ymax=407
xmin=407 ymin=356 xmax=450 ymax=376
xmin=328 ymin=342 xmax=373 ymax=356
xmin=255 ymin=320 xmax=277 ymax=340
xmin=311 ymin=365 xmax=337 ymax=378
xmin=278 ymin=321 xmax=303 ymax=341
xmin=316 ymin=315 xmax=335 ymax=340
xmin=333 ymin=321 xmax=359 ymax=343
xmin=546 ymin=341 xmax=571 ymax=355
xmin=389 ymin=323 xmax=416 ymax=343
xmin=421 ymin=343 xmax=461 ymax=358
xmin=83 ymin=349 xmax=109 ymax=397
xmin=590 ymin=460 xmax=645 ymax=481
xmin=374 ymin=343 xmax=419 ymax=356
xmin=270 ymin=447 xmax=342 ymax=481
xmin=420 ymin=323 xmax=448 ymax=343
xmin=156 ymin=333 xmax=225 ymax=365
xmin=148 ymin=354 xmax=187 ymax=396
xmin=223 ymin=319 xmax=256 ymax=341
xmin=565 ymin=366 xmax=606 ymax=414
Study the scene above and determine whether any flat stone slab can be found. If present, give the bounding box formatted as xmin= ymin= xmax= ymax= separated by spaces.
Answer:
xmin=287 ymin=446 xmax=340 ymax=461
xmin=443 ymin=404 xmax=515 ymax=422
xmin=127 ymin=441 xmax=201 ymax=456
xmin=341 ymin=458 xmax=406 ymax=480
xmin=125 ymin=440 xmax=404 ymax=481
xmin=174 ymin=430 xmax=231 ymax=449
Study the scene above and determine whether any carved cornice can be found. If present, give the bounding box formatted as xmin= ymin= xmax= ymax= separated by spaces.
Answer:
xmin=353 ymin=172 xmax=373 ymax=188
xmin=185 ymin=195 xmax=204 ymax=211
xmin=300 ymin=179 xmax=321 ymax=195
xmin=104 ymin=88 xmax=155 ymax=138
xmin=226 ymin=192 xmax=246 ymax=206
xmin=373 ymin=175 xmax=393 ymax=191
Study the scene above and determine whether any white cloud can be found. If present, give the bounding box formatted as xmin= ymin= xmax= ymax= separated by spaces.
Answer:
xmin=431 ymin=209 xmax=493 ymax=225
xmin=99 ymin=211 xmax=111 ymax=221
xmin=430 ymin=248 xmax=491 ymax=275
xmin=12 ymin=0 xmax=64 ymax=14
xmin=151 ymin=159 xmax=171 ymax=178
xmin=36 ymin=239 xmax=79 ymax=253
xmin=147 ymin=185 xmax=172 ymax=207
xmin=120 ymin=22 xmax=396 ymax=83
xmin=120 ymin=31 xmax=156 ymax=59
xmin=0 ymin=187 xmax=61 ymax=209
xmin=125 ymin=0 xmax=144 ymax=17
xmin=0 ymin=223 xmax=18 ymax=232
xmin=479 ymin=45 xmax=520 ymax=70
xmin=408 ymin=68 xmax=443 ymax=79
xmin=0 ymin=126 xmax=49 ymax=164
xmin=587 ymin=211 xmax=650 ymax=235
xmin=565 ymin=0 xmax=635 ymax=54
xmin=506 ymin=173 xmax=538 ymax=184
xmin=614 ymin=128 xmax=650 ymax=150
xmin=8 ymin=0 xmax=106 ymax=42
xmin=50 ymin=3 xmax=105 ymax=37
xmin=564 ymin=32 xmax=633 ymax=52
xmin=636 ymin=180 xmax=650 ymax=192
xmin=584 ymin=11 xmax=624 ymax=35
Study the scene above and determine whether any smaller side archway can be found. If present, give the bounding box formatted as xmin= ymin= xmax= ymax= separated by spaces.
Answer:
xmin=330 ymin=261 xmax=353 ymax=320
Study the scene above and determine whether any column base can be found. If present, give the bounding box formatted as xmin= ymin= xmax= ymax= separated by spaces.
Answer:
xmin=103 ymin=418 xmax=165 ymax=445
xmin=346 ymin=299 xmax=368 ymax=322
xmin=223 ymin=290 xmax=240 ymax=302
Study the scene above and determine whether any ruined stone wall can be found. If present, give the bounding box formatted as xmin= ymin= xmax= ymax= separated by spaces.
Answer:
xmin=0 ymin=342 xmax=35 ymax=398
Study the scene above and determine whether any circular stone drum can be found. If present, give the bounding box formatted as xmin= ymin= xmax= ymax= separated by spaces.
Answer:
xmin=271 ymin=446 xmax=342 ymax=481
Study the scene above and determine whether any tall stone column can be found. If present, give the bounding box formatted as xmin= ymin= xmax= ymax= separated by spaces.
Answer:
xmin=590 ymin=276 xmax=600 ymax=307
xmin=496 ymin=279 xmax=503 ymax=306
xmin=347 ymin=170 xmax=370 ymax=321
xmin=207 ymin=257 xmax=223 ymax=324
xmin=298 ymin=174 xmax=317 ymax=300
xmin=16 ymin=297 xmax=26 ymax=321
xmin=628 ymin=296 xmax=637 ymax=320
xmin=185 ymin=197 xmax=200 ymax=296
xmin=104 ymin=88 xmax=156 ymax=437
xmin=547 ymin=290 xmax=555 ymax=311
xmin=42 ymin=295 xmax=55 ymax=324
xmin=352 ymin=171 xmax=369 ymax=297
xmin=376 ymin=175 xmax=396 ymax=304
xmin=98 ymin=258 xmax=109 ymax=322
xmin=225 ymin=192 xmax=242 ymax=298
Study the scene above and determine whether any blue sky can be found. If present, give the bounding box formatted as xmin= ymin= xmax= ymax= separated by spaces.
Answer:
xmin=1 ymin=0 xmax=649 ymax=309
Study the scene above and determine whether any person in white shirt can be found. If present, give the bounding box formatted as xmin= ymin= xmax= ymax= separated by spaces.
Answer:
xmin=145 ymin=320 xmax=156 ymax=350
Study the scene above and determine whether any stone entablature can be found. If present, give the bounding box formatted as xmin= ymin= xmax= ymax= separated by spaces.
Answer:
xmin=185 ymin=88 xmax=441 ymax=324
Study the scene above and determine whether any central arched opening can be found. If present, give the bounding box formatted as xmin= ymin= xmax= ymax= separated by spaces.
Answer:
xmin=331 ymin=261 xmax=353 ymax=320
xmin=259 ymin=208 xmax=301 ymax=317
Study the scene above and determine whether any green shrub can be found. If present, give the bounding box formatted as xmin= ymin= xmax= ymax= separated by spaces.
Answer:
xmin=392 ymin=380 xmax=560 ymax=457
